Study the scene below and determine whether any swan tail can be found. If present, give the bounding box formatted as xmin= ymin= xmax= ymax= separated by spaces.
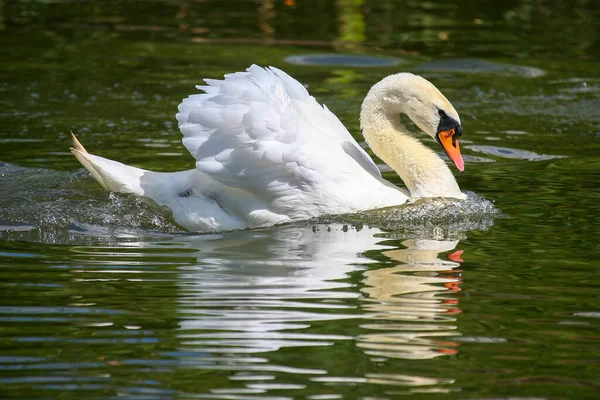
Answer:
xmin=70 ymin=132 xmax=146 ymax=195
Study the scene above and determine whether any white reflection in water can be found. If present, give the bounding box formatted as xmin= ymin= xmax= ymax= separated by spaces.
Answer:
xmin=178 ymin=225 xmax=385 ymax=336
xmin=173 ymin=224 xmax=463 ymax=392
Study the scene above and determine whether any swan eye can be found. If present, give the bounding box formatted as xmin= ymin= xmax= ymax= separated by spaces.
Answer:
xmin=438 ymin=109 xmax=447 ymax=117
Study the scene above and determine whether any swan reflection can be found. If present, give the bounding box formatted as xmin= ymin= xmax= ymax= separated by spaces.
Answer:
xmin=359 ymin=239 xmax=462 ymax=360
xmin=177 ymin=224 xmax=385 ymax=335
xmin=170 ymin=223 xmax=463 ymax=393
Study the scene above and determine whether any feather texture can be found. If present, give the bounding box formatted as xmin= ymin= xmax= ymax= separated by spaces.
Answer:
xmin=175 ymin=65 xmax=402 ymax=223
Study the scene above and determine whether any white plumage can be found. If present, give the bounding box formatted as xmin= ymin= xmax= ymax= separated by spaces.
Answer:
xmin=72 ymin=65 xmax=466 ymax=232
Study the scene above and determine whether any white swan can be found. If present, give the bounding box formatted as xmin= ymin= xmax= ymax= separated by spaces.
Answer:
xmin=71 ymin=65 xmax=466 ymax=232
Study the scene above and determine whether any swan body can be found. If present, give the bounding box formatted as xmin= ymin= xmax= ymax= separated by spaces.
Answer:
xmin=71 ymin=65 xmax=466 ymax=232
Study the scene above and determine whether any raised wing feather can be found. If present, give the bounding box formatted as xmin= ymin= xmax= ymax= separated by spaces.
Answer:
xmin=176 ymin=65 xmax=381 ymax=211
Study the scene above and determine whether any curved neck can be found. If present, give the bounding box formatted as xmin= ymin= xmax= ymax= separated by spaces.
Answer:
xmin=360 ymin=97 xmax=463 ymax=199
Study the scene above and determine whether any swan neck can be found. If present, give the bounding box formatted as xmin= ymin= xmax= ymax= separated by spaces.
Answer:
xmin=360 ymin=94 xmax=463 ymax=199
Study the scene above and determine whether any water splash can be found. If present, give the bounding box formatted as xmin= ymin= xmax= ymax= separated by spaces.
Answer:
xmin=315 ymin=192 xmax=501 ymax=240
xmin=0 ymin=163 xmax=182 ymax=244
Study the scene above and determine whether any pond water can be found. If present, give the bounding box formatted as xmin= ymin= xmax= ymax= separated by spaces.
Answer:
xmin=1 ymin=1 xmax=599 ymax=399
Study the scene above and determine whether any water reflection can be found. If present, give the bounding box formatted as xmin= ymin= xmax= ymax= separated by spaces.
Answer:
xmin=177 ymin=224 xmax=378 ymax=343
xmin=360 ymin=239 xmax=462 ymax=360
xmin=174 ymin=224 xmax=463 ymax=394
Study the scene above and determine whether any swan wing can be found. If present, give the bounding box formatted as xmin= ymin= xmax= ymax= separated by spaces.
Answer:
xmin=176 ymin=65 xmax=382 ymax=215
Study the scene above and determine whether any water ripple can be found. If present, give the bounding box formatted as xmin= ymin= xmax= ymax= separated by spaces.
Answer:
xmin=466 ymin=145 xmax=566 ymax=161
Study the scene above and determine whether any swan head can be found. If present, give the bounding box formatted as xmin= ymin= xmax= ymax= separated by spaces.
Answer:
xmin=362 ymin=73 xmax=465 ymax=172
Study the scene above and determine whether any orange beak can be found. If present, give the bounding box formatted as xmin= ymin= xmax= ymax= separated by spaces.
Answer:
xmin=437 ymin=129 xmax=465 ymax=172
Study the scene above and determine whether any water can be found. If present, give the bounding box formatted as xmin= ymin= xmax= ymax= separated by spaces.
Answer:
xmin=1 ymin=1 xmax=599 ymax=399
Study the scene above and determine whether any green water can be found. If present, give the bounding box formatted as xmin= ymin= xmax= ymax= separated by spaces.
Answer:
xmin=1 ymin=1 xmax=599 ymax=399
